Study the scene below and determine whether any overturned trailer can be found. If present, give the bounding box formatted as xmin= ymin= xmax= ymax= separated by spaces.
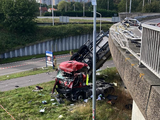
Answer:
xmin=70 ymin=31 xmax=111 ymax=75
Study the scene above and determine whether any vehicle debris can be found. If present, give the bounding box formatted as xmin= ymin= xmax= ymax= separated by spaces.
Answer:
xmin=42 ymin=100 xmax=47 ymax=104
xmin=39 ymin=108 xmax=46 ymax=113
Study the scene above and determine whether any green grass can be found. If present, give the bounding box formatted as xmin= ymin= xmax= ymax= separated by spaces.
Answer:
xmin=0 ymin=68 xmax=132 ymax=120
xmin=35 ymin=18 xmax=111 ymax=23
xmin=0 ymin=67 xmax=55 ymax=82
xmin=0 ymin=50 xmax=77 ymax=64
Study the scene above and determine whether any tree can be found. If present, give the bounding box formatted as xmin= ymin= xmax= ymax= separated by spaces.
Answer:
xmin=58 ymin=1 xmax=71 ymax=12
xmin=143 ymin=1 xmax=160 ymax=12
xmin=1 ymin=0 xmax=38 ymax=33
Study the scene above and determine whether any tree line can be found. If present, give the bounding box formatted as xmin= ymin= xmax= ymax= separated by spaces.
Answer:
xmin=0 ymin=0 xmax=160 ymax=34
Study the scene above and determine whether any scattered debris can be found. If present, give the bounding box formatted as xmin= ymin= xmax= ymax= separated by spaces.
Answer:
xmin=42 ymin=100 xmax=47 ymax=104
xmin=125 ymin=104 xmax=132 ymax=110
xmin=58 ymin=115 xmax=63 ymax=118
xmin=39 ymin=108 xmax=46 ymax=113
xmin=50 ymin=99 xmax=55 ymax=101
xmin=97 ymin=94 xmax=103 ymax=101
xmin=32 ymin=86 xmax=43 ymax=92
xmin=112 ymin=82 xmax=117 ymax=86
xmin=70 ymin=104 xmax=74 ymax=106
xmin=52 ymin=103 xmax=56 ymax=105
xmin=107 ymin=100 xmax=115 ymax=105
xmin=39 ymin=93 xmax=45 ymax=96
xmin=28 ymin=101 xmax=32 ymax=104
xmin=84 ymin=99 xmax=88 ymax=103
xmin=106 ymin=95 xmax=118 ymax=100
xmin=36 ymin=86 xmax=43 ymax=90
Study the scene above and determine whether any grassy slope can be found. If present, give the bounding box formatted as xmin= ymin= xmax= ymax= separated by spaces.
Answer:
xmin=0 ymin=68 xmax=132 ymax=120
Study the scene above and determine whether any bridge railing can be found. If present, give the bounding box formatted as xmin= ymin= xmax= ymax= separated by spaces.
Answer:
xmin=139 ymin=24 xmax=160 ymax=78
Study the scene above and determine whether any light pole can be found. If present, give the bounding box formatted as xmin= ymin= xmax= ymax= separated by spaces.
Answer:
xmin=92 ymin=0 xmax=97 ymax=119
xmin=83 ymin=1 xmax=85 ymax=17
xmin=96 ymin=12 xmax=101 ymax=33
xmin=40 ymin=0 xmax=42 ymax=16
xmin=92 ymin=11 xmax=101 ymax=33
xmin=129 ymin=0 xmax=132 ymax=13
xmin=52 ymin=0 xmax=54 ymax=26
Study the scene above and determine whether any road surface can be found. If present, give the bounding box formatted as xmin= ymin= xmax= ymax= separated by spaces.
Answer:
xmin=0 ymin=54 xmax=71 ymax=76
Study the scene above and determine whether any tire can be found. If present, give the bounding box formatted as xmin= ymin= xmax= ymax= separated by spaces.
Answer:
xmin=78 ymin=45 xmax=89 ymax=55
xmin=77 ymin=94 xmax=83 ymax=101
xmin=70 ymin=53 xmax=79 ymax=60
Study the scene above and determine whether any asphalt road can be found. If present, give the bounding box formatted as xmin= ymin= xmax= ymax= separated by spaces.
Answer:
xmin=0 ymin=56 xmax=115 ymax=91
xmin=37 ymin=16 xmax=112 ymax=22
xmin=0 ymin=54 xmax=71 ymax=76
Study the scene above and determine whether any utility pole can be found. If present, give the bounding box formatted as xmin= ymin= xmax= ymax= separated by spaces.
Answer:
xmin=129 ymin=0 xmax=132 ymax=13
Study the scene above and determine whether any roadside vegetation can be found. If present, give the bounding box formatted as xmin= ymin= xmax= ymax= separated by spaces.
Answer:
xmin=0 ymin=66 xmax=55 ymax=82
xmin=0 ymin=24 xmax=111 ymax=54
xmin=0 ymin=67 xmax=132 ymax=120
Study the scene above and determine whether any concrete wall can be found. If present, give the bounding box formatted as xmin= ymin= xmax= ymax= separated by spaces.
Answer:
xmin=109 ymin=31 xmax=160 ymax=120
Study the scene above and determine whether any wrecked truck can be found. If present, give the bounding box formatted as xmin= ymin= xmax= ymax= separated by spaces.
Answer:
xmin=52 ymin=61 xmax=114 ymax=101
xmin=52 ymin=30 xmax=113 ymax=101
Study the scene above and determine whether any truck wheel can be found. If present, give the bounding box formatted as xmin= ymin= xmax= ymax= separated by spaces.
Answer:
xmin=77 ymin=94 xmax=83 ymax=101
xmin=70 ymin=94 xmax=77 ymax=102
xmin=78 ymin=45 xmax=89 ymax=55
xmin=70 ymin=53 xmax=79 ymax=60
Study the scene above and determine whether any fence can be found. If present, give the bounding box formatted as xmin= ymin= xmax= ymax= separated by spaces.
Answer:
xmin=0 ymin=34 xmax=93 ymax=59
xmin=139 ymin=24 xmax=160 ymax=79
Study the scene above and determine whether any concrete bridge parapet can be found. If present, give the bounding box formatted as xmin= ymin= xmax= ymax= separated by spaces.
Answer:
xmin=109 ymin=29 xmax=160 ymax=120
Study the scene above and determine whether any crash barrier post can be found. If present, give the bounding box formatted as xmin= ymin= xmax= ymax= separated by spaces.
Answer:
xmin=0 ymin=104 xmax=16 ymax=120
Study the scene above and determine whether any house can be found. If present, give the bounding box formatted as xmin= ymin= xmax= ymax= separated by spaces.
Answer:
xmin=48 ymin=8 xmax=57 ymax=12
xmin=39 ymin=7 xmax=48 ymax=13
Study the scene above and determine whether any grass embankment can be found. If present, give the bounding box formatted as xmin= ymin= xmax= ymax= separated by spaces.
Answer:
xmin=0 ymin=68 xmax=132 ymax=120
xmin=35 ymin=18 xmax=111 ymax=23
xmin=0 ymin=66 xmax=55 ymax=82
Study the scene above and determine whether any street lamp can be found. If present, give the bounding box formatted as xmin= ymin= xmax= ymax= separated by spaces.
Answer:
xmin=96 ymin=12 xmax=101 ymax=33
xmin=92 ymin=11 xmax=102 ymax=33
xmin=40 ymin=0 xmax=42 ymax=16
xmin=52 ymin=0 xmax=54 ymax=26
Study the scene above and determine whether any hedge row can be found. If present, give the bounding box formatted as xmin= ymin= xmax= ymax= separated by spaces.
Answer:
xmin=44 ymin=10 xmax=118 ymax=17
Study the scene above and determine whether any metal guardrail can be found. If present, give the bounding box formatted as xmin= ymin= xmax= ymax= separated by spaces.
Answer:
xmin=139 ymin=24 xmax=160 ymax=79
xmin=110 ymin=22 xmax=160 ymax=79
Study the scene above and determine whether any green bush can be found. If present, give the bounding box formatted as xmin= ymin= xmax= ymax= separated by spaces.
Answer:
xmin=44 ymin=10 xmax=118 ymax=17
